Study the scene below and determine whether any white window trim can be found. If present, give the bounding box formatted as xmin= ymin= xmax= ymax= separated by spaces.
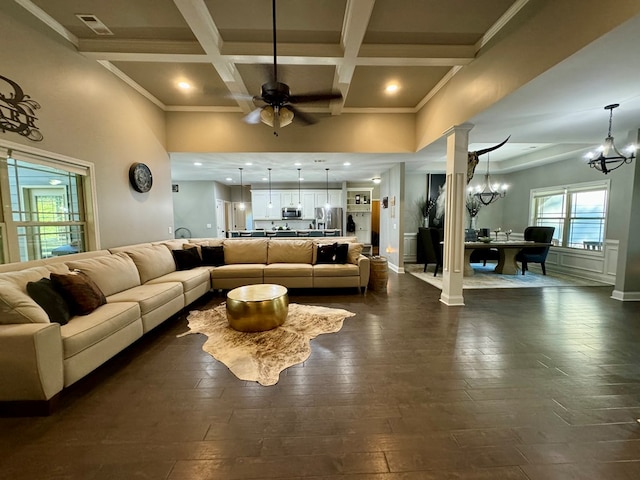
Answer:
xmin=0 ymin=139 xmax=100 ymax=263
xmin=529 ymin=179 xmax=610 ymax=252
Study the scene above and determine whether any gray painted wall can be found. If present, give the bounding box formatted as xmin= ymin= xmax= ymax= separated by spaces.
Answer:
xmin=172 ymin=181 xmax=217 ymax=239
xmin=0 ymin=3 xmax=174 ymax=249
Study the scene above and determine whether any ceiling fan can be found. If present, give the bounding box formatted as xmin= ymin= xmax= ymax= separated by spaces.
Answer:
xmin=242 ymin=0 xmax=343 ymax=136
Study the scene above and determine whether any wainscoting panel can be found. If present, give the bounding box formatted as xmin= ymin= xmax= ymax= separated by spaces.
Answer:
xmin=404 ymin=233 xmax=418 ymax=264
xmin=546 ymin=239 xmax=617 ymax=285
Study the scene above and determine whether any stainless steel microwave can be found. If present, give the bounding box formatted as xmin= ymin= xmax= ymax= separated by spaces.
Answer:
xmin=282 ymin=207 xmax=302 ymax=219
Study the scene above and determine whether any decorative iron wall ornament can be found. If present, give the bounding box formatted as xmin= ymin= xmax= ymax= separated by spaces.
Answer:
xmin=0 ymin=75 xmax=43 ymax=142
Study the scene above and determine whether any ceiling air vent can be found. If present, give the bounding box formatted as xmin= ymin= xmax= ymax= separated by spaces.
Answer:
xmin=75 ymin=14 xmax=113 ymax=36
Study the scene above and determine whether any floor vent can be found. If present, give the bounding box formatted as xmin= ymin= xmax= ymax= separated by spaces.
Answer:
xmin=75 ymin=14 xmax=113 ymax=36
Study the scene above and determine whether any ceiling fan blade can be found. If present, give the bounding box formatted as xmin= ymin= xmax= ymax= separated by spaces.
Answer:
xmin=243 ymin=108 xmax=263 ymax=124
xmin=287 ymin=105 xmax=317 ymax=125
xmin=289 ymin=91 xmax=343 ymax=104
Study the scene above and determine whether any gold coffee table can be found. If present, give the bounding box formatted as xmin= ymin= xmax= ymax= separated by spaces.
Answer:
xmin=226 ymin=284 xmax=289 ymax=332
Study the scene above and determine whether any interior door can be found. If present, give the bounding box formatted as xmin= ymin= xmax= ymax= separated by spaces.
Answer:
xmin=215 ymin=199 xmax=226 ymax=238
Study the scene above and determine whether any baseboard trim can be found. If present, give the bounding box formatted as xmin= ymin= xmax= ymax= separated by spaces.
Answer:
xmin=611 ymin=290 xmax=640 ymax=301
xmin=0 ymin=395 xmax=58 ymax=417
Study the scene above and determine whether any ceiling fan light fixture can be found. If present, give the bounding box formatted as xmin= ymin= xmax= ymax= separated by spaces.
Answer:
xmin=586 ymin=103 xmax=636 ymax=174
xmin=260 ymin=105 xmax=294 ymax=132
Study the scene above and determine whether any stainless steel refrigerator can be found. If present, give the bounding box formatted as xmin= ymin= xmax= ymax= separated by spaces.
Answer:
xmin=314 ymin=207 xmax=343 ymax=234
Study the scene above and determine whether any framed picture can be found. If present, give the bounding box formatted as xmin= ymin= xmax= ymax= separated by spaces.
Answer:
xmin=427 ymin=174 xmax=446 ymax=227
xmin=355 ymin=194 xmax=360 ymax=204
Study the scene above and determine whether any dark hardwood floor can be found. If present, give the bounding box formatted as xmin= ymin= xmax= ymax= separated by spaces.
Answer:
xmin=2 ymin=271 xmax=640 ymax=479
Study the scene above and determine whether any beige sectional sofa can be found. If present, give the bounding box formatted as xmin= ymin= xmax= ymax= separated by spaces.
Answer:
xmin=0 ymin=237 xmax=369 ymax=414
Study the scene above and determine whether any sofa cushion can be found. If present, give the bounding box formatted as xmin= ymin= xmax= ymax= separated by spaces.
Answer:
xmin=66 ymin=252 xmax=141 ymax=297
xmin=0 ymin=266 xmax=53 ymax=324
xmin=146 ymin=267 xmax=211 ymax=293
xmin=209 ymin=264 xmax=264 ymax=279
xmin=223 ymin=239 xmax=268 ymax=264
xmin=26 ymin=278 xmax=71 ymax=325
xmin=313 ymin=263 xmax=360 ymax=277
xmin=60 ymin=302 xmax=141 ymax=359
xmin=347 ymin=243 xmax=364 ymax=264
xmin=267 ymin=239 xmax=313 ymax=264
xmin=107 ymin=282 xmax=183 ymax=316
xmin=125 ymin=245 xmax=176 ymax=284
xmin=264 ymin=264 xmax=313 ymax=278
xmin=172 ymin=248 xmax=202 ymax=270
xmin=50 ymin=271 xmax=107 ymax=316
xmin=201 ymin=245 xmax=225 ymax=266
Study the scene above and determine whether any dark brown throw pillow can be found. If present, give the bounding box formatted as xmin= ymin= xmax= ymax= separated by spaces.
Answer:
xmin=27 ymin=277 xmax=71 ymax=325
xmin=201 ymin=245 xmax=225 ymax=266
xmin=172 ymin=248 xmax=202 ymax=270
xmin=316 ymin=243 xmax=337 ymax=264
xmin=50 ymin=271 xmax=107 ymax=316
xmin=334 ymin=243 xmax=349 ymax=264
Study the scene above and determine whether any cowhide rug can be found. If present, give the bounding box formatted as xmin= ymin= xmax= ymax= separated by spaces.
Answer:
xmin=179 ymin=303 xmax=355 ymax=386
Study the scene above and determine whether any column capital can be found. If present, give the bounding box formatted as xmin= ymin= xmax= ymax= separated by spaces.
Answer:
xmin=442 ymin=123 xmax=474 ymax=137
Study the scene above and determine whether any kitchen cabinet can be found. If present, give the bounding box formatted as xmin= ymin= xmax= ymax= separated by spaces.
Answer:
xmin=251 ymin=191 xmax=281 ymax=219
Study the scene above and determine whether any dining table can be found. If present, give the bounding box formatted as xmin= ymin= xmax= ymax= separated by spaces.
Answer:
xmin=464 ymin=240 xmax=551 ymax=276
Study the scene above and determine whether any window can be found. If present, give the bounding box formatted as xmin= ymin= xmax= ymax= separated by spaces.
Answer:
xmin=1 ymin=144 xmax=97 ymax=263
xmin=530 ymin=180 xmax=609 ymax=250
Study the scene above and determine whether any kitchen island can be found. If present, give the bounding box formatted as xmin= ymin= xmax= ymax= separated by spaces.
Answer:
xmin=228 ymin=229 xmax=342 ymax=238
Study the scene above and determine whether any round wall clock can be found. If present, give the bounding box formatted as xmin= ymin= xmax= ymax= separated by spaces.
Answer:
xmin=129 ymin=162 xmax=153 ymax=193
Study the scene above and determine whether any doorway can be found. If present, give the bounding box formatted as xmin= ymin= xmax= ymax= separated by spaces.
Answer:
xmin=371 ymin=200 xmax=380 ymax=255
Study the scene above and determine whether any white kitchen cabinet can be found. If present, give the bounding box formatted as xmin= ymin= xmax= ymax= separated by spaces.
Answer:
xmin=302 ymin=192 xmax=316 ymax=219
xmin=251 ymin=191 xmax=281 ymax=219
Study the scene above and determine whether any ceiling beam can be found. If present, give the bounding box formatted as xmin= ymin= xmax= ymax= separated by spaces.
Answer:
xmin=332 ymin=0 xmax=376 ymax=115
xmin=173 ymin=0 xmax=254 ymax=113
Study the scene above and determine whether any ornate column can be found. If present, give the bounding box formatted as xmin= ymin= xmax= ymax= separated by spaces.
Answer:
xmin=440 ymin=124 xmax=473 ymax=306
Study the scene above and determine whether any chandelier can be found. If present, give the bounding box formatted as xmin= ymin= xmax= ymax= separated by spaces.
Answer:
xmin=585 ymin=103 xmax=636 ymax=174
xmin=471 ymin=153 xmax=507 ymax=206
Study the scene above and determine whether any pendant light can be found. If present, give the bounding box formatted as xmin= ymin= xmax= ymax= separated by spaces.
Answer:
xmin=585 ymin=103 xmax=636 ymax=174
xmin=267 ymin=168 xmax=273 ymax=209
xmin=238 ymin=167 xmax=245 ymax=211
xmin=471 ymin=153 xmax=507 ymax=206
xmin=325 ymin=168 xmax=331 ymax=209
xmin=297 ymin=168 xmax=302 ymax=210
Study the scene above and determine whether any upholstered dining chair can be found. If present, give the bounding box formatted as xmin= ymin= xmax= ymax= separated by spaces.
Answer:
xmin=515 ymin=226 xmax=555 ymax=275
xmin=418 ymin=227 xmax=443 ymax=276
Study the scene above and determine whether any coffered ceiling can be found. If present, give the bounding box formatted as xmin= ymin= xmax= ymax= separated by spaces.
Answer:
xmin=16 ymin=0 xmax=640 ymax=186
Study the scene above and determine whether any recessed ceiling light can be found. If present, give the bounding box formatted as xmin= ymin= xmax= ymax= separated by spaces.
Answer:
xmin=262 ymin=177 xmax=267 ymax=181
xmin=294 ymin=162 xmax=301 ymax=166
xmin=193 ymin=162 xmax=202 ymax=166
xmin=343 ymin=161 xmax=351 ymax=166
xmin=178 ymin=81 xmax=191 ymax=90
xmin=372 ymin=177 xmax=381 ymax=184
xmin=225 ymin=177 xmax=232 ymax=182
xmin=49 ymin=179 xmax=62 ymax=185
xmin=245 ymin=162 xmax=253 ymax=166
xmin=385 ymin=83 xmax=399 ymax=94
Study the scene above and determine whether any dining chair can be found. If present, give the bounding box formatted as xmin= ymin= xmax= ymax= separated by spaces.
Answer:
xmin=419 ymin=227 xmax=443 ymax=276
xmin=515 ymin=226 xmax=555 ymax=275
